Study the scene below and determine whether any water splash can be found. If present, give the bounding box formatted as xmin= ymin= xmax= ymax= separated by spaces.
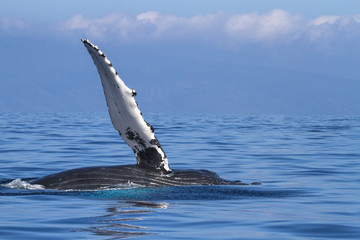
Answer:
xmin=2 ymin=178 xmax=45 ymax=190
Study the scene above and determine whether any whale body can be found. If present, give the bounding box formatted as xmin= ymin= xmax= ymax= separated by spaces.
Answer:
xmin=32 ymin=165 xmax=246 ymax=190
xmin=31 ymin=39 xmax=252 ymax=190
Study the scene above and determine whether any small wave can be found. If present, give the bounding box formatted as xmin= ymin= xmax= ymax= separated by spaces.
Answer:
xmin=2 ymin=178 xmax=45 ymax=190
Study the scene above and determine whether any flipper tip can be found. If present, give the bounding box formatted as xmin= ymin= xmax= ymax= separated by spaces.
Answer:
xmin=81 ymin=39 xmax=100 ymax=51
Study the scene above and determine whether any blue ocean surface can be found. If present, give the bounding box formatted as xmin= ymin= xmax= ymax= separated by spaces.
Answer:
xmin=0 ymin=112 xmax=359 ymax=239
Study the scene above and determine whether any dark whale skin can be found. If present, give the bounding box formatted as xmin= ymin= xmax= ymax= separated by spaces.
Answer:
xmin=31 ymin=165 xmax=247 ymax=190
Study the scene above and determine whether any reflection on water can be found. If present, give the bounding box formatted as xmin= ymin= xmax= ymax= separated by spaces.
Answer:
xmin=75 ymin=201 xmax=169 ymax=239
xmin=68 ymin=186 xmax=301 ymax=239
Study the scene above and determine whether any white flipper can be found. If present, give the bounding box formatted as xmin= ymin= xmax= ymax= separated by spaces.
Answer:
xmin=82 ymin=39 xmax=171 ymax=173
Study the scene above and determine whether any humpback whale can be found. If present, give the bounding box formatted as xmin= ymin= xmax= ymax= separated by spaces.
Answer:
xmin=31 ymin=39 xmax=253 ymax=190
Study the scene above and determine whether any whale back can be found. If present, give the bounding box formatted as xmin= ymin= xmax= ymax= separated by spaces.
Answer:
xmin=32 ymin=165 xmax=244 ymax=190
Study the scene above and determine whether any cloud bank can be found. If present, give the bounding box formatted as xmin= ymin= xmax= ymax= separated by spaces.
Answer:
xmin=2 ymin=9 xmax=360 ymax=45
xmin=56 ymin=9 xmax=360 ymax=44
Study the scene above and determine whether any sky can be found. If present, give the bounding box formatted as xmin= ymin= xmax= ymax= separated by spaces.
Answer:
xmin=1 ymin=0 xmax=360 ymax=114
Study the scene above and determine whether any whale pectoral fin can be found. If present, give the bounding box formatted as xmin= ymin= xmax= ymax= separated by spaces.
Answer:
xmin=82 ymin=39 xmax=171 ymax=173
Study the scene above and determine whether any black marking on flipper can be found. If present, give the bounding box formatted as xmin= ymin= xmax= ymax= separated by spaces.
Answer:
xmin=145 ymin=121 xmax=154 ymax=133
xmin=137 ymin=147 xmax=164 ymax=171
xmin=150 ymin=138 xmax=167 ymax=158
xmin=125 ymin=127 xmax=146 ymax=148
xmin=109 ymin=63 xmax=113 ymax=67
xmin=150 ymin=138 xmax=160 ymax=147
xmin=132 ymin=89 xmax=137 ymax=97
xmin=125 ymin=127 xmax=135 ymax=140
xmin=81 ymin=39 xmax=90 ymax=45
xmin=82 ymin=39 xmax=100 ymax=53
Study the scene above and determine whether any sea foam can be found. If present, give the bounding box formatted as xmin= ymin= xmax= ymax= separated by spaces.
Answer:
xmin=3 ymin=178 xmax=45 ymax=190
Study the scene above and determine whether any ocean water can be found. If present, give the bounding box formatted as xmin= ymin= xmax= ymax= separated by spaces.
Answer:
xmin=0 ymin=112 xmax=359 ymax=239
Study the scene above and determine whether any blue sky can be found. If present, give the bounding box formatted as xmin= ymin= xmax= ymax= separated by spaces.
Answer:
xmin=1 ymin=0 xmax=360 ymax=114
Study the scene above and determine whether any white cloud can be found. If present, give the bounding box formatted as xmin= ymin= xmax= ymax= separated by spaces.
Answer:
xmin=61 ymin=14 xmax=90 ymax=30
xmin=59 ymin=12 xmax=138 ymax=40
xmin=137 ymin=11 xmax=159 ymax=23
xmin=145 ymin=12 xmax=223 ymax=39
xmin=225 ymin=9 xmax=303 ymax=41
xmin=353 ymin=15 xmax=360 ymax=23
xmin=310 ymin=15 xmax=340 ymax=26
xmin=59 ymin=11 xmax=222 ymax=41
xmin=0 ymin=18 xmax=26 ymax=30
xmin=57 ymin=10 xmax=360 ymax=44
